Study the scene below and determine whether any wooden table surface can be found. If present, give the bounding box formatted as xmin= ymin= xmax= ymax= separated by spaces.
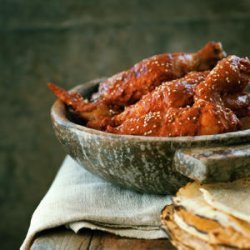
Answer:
xmin=31 ymin=227 xmax=176 ymax=250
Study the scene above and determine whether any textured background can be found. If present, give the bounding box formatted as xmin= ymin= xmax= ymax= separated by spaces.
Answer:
xmin=1 ymin=0 xmax=250 ymax=249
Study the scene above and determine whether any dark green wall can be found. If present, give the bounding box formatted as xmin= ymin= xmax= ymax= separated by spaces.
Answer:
xmin=1 ymin=0 xmax=250 ymax=249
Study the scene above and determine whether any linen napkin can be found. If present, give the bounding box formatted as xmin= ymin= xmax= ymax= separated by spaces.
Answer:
xmin=21 ymin=156 xmax=170 ymax=250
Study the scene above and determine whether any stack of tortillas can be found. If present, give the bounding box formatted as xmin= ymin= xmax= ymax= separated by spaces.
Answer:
xmin=161 ymin=178 xmax=250 ymax=250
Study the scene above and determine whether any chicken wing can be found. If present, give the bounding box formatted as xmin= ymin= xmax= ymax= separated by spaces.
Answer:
xmin=222 ymin=92 xmax=250 ymax=117
xmin=90 ymin=41 xmax=225 ymax=108
xmin=195 ymin=55 xmax=250 ymax=102
xmin=48 ymin=83 xmax=121 ymax=130
xmin=108 ymin=101 xmax=240 ymax=136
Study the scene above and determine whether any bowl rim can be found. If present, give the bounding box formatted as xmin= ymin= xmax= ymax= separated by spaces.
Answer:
xmin=51 ymin=78 xmax=250 ymax=143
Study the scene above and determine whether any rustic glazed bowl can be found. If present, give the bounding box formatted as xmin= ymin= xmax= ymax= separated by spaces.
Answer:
xmin=51 ymin=79 xmax=250 ymax=194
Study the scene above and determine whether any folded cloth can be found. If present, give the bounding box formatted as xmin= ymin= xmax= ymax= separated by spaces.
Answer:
xmin=21 ymin=156 xmax=171 ymax=249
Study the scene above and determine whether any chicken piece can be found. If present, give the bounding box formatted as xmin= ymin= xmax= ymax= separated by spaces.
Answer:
xmin=222 ymin=92 xmax=250 ymax=117
xmin=195 ymin=55 xmax=250 ymax=119
xmin=112 ymin=71 xmax=209 ymax=126
xmin=108 ymin=101 xmax=240 ymax=136
xmin=48 ymin=83 xmax=88 ymax=112
xmin=90 ymin=41 xmax=225 ymax=108
xmin=195 ymin=56 xmax=250 ymax=102
xmin=107 ymin=56 xmax=250 ymax=136
xmin=48 ymin=83 xmax=120 ymax=130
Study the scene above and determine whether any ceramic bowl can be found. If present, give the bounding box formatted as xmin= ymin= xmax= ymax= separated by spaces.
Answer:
xmin=51 ymin=79 xmax=250 ymax=194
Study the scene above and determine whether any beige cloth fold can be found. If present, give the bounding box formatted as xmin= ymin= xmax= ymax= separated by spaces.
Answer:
xmin=21 ymin=156 xmax=170 ymax=249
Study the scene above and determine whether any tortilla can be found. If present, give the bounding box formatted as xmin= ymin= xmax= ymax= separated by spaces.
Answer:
xmin=161 ymin=205 xmax=235 ymax=250
xmin=161 ymin=205 xmax=193 ymax=250
xmin=162 ymin=180 xmax=250 ymax=249
xmin=173 ymin=181 xmax=250 ymax=237
xmin=176 ymin=207 xmax=250 ymax=248
xmin=200 ymin=178 xmax=250 ymax=224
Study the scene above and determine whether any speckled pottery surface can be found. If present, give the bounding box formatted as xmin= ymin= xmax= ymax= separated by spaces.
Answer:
xmin=51 ymin=79 xmax=250 ymax=194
